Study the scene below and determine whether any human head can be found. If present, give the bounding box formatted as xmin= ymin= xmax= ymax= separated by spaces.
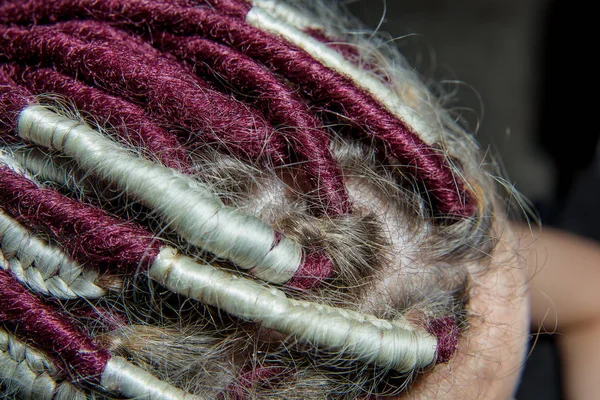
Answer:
xmin=0 ymin=0 xmax=529 ymax=398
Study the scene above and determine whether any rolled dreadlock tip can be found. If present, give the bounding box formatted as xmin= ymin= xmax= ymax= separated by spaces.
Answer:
xmin=285 ymin=251 xmax=334 ymax=289
xmin=248 ymin=234 xmax=301 ymax=284
xmin=427 ymin=316 xmax=460 ymax=364
xmin=100 ymin=356 xmax=200 ymax=400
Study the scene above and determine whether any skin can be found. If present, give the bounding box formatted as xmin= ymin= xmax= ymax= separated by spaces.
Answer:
xmin=525 ymin=226 xmax=600 ymax=399
xmin=395 ymin=223 xmax=600 ymax=399
xmin=401 ymin=222 xmax=530 ymax=399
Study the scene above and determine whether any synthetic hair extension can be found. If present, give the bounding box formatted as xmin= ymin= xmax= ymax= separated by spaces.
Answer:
xmin=0 ymin=23 xmax=288 ymax=166
xmin=16 ymin=104 xmax=325 ymax=285
xmin=0 ymin=263 xmax=198 ymax=399
xmin=0 ymin=326 xmax=88 ymax=400
xmin=0 ymin=1 xmax=508 ymax=398
xmin=51 ymin=19 xmax=349 ymax=216
xmin=0 ymin=72 xmax=328 ymax=286
xmin=153 ymin=32 xmax=349 ymax=216
xmin=2 ymin=64 xmax=191 ymax=171
xmin=3 ymin=21 xmax=349 ymax=216
xmin=0 ymin=0 xmax=475 ymax=217
xmin=0 ymin=95 xmax=456 ymax=374
xmin=0 ymin=158 xmax=446 ymax=373
xmin=0 ymin=101 xmax=461 ymax=397
xmin=0 ymin=208 xmax=105 ymax=300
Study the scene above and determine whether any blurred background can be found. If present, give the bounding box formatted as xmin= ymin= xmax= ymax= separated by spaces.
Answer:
xmin=343 ymin=0 xmax=597 ymax=398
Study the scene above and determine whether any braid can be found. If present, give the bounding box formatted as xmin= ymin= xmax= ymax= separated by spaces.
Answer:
xmin=0 ymin=263 xmax=199 ymax=399
xmin=0 ymin=326 xmax=88 ymax=399
xmin=0 ymin=208 xmax=105 ymax=300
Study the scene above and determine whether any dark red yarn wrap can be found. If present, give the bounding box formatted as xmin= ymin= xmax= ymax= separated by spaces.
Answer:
xmin=0 ymin=268 xmax=111 ymax=381
xmin=426 ymin=316 xmax=460 ymax=364
xmin=286 ymin=251 xmax=334 ymax=289
xmin=3 ymin=64 xmax=191 ymax=171
xmin=155 ymin=33 xmax=350 ymax=216
xmin=0 ymin=0 xmax=474 ymax=217
xmin=223 ymin=365 xmax=285 ymax=400
xmin=0 ymin=167 xmax=161 ymax=273
xmin=0 ymin=22 xmax=287 ymax=166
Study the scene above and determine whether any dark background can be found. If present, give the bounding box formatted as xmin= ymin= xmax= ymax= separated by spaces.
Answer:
xmin=344 ymin=0 xmax=598 ymax=398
